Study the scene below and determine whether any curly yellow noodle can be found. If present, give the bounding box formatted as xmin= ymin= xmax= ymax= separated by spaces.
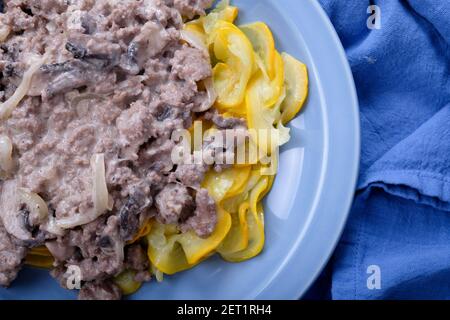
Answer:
xmin=220 ymin=177 xmax=268 ymax=262
xmin=217 ymin=202 xmax=250 ymax=256
xmin=186 ymin=0 xmax=239 ymax=34
xmin=25 ymin=246 xmax=54 ymax=269
xmin=147 ymin=207 xmax=231 ymax=274
xmin=114 ymin=270 xmax=142 ymax=296
xmin=25 ymin=254 xmax=54 ymax=269
xmin=28 ymin=246 xmax=51 ymax=257
xmin=203 ymin=165 xmax=252 ymax=202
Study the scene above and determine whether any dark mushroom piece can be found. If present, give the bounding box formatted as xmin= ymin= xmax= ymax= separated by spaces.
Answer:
xmin=97 ymin=235 xmax=113 ymax=248
xmin=65 ymin=42 xmax=87 ymax=59
xmin=3 ymin=63 xmax=15 ymax=77
xmin=155 ymin=105 xmax=173 ymax=122
xmin=119 ymin=194 xmax=151 ymax=241
xmin=65 ymin=41 xmax=120 ymax=70
xmin=40 ymin=61 xmax=75 ymax=74
xmin=45 ymin=67 xmax=90 ymax=98
xmin=41 ymin=40 xmax=125 ymax=97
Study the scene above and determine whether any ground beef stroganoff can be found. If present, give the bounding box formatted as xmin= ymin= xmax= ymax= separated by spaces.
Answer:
xmin=0 ymin=0 xmax=310 ymax=300
xmin=0 ymin=0 xmax=222 ymax=300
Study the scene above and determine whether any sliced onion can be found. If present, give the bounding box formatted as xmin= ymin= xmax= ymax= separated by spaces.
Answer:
xmin=56 ymin=153 xmax=113 ymax=229
xmin=180 ymin=30 xmax=208 ymax=53
xmin=42 ymin=216 xmax=66 ymax=236
xmin=1 ymin=183 xmax=50 ymax=240
xmin=91 ymin=153 xmax=113 ymax=214
xmin=18 ymin=188 xmax=49 ymax=224
xmin=193 ymin=77 xmax=218 ymax=112
xmin=151 ymin=264 xmax=164 ymax=283
xmin=0 ymin=53 xmax=49 ymax=119
xmin=0 ymin=180 xmax=31 ymax=240
xmin=0 ymin=135 xmax=14 ymax=175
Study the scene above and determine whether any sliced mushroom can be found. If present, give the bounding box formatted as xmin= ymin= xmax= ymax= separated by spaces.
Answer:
xmin=40 ymin=61 xmax=76 ymax=74
xmin=34 ymin=60 xmax=91 ymax=97
xmin=65 ymin=41 xmax=120 ymax=70
xmin=119 ymin=193 xmax=151 ymax=241
xmin=36 ymin=39 xmax=123 ymax=97
xmin=45 ymin=67 xmax=90 ymax=97
xmin=66 ymin=42 xmax=87 ymax=59
xmin=97 ymin=235 xmax=113 ymax=248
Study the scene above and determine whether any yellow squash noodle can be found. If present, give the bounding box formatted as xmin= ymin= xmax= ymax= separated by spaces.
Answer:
xmin=211 ymin=21 xmax=255 ymax=110
xmin=241 ymin=22 xmax=277 ymax=80
xmin=217 ymin=201 xmax=250 ymax=256
xmin=186 ymin=0 xmax=239 ymax=34
xmin=280 ymin=52 xmax=309 ymax=124
xmin=246 ymin=71 xmax=291 ymax=154
xmin=219 ymin=176 xmax=268 ymax=262
xmin=147 ymin=207 xmax=231 ymax=275
xmin=26 ymin=246 xmax=54 ymax=269
xmin=203 ymin=165 xmax=252 ymax=201
xmin=114 ymin=270 xmax=142 ymax=296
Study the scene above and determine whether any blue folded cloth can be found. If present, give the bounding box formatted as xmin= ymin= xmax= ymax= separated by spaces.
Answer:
xmin=311 ymin=0 xmax=450 ymax=299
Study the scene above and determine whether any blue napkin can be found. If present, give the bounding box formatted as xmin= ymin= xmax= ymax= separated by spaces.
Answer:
xmin=310 ymin=0 xmax=450 ymax=299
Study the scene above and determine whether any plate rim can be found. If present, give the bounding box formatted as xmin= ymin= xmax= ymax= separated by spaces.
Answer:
xmin=253 ymin=0 xmax=361 ymax=299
